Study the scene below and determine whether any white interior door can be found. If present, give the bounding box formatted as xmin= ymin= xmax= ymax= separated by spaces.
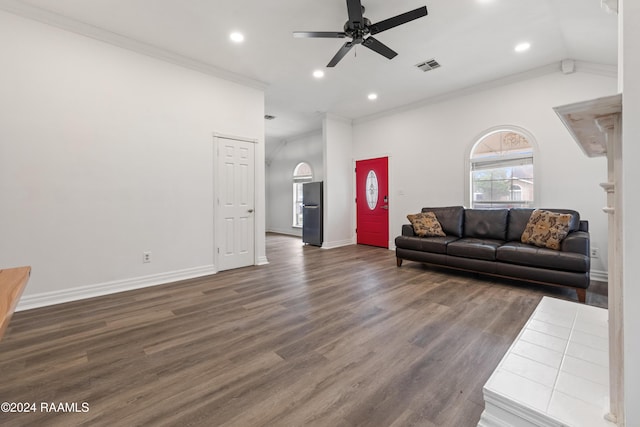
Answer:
xmin=216 ymin=136 xmax=255 ymax=271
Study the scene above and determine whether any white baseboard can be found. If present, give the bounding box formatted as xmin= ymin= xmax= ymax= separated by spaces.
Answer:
xmin=16 ymin=265 xmax=217 ymax=312
xmin=321 ymin=239 xmax=354 ymax=249
xmin=16 ymin=263 xmax=605 ymax=312
xmin=266 ymin=227 xmax=301 ymax=237
xmin=590 ymin=269 xmax=608 ymax=283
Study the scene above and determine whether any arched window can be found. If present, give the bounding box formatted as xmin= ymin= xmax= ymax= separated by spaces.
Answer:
xmin=293 ymin=162 xmax=313 ymax=227
xmin=469 ymin=129 xmax=534 ymax=209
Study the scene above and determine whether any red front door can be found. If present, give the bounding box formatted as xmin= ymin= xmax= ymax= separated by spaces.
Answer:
xmin=356 ymin=157 xmax=389 ymax=248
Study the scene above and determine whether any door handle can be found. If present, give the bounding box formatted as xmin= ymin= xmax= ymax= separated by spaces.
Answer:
xmin=381 ymin=205 xmax=389 ymax=210
xmin=248 ymin=209 xmax=254 ymax=213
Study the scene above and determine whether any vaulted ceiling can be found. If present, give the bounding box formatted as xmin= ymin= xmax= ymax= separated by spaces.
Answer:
xmin=2 ymin=0 xmax=618 ymax=144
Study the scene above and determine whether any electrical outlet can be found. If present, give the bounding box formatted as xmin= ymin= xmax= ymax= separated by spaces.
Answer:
xmin=591 ymin=247 xmax=600 ymax=259
xmin=143 ymin=251 xmax=152 ymax=263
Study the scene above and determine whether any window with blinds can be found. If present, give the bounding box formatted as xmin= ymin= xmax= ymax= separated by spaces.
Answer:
xmin=470 ymin=131 xmax=534 ymax=209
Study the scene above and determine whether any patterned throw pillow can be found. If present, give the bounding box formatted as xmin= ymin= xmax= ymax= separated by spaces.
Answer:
xmin=521 ymin=209 xmax=573 ymax=250
xmin=407 ymin=212 xmax=446 ymax=237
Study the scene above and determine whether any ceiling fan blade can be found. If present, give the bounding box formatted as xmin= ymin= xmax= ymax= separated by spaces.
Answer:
xmin=369 ymin=6 xmax=428 ymax=35
xmin=346 ymin=0 xmax=364 ymax=26
xmin=362 ymin=37 xmax=397 ymax=60
xmin=327 ymin=42 xmax=354 ymax=67
xmin=293 ymin=31 xmax=347 ymax=39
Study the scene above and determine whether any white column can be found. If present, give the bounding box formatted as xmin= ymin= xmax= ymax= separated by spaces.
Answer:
xmin=322 ymin=114 xmax=354 ymax=248
xmin=596 ymin=114 xmax=623 ymax=424
xmin=621 ymin=0 xmax=640 ymax=425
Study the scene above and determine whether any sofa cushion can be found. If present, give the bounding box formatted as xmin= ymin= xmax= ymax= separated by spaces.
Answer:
xmin=421 ymin=206 xmax=464 ymax=237
xmin=521 ymin=209 xmax=573 ymax=250
xmin=395 ymin=235 xmax=460 ymax=254
xmin=407 ymin=212 xmax=446 ymax=237
xmin=464 ymin=209 xmax=509 ymax=240
xmin=447 ymin=238 xmax=504 ymax=261
xmin=508 ymin=208 xmax=581 ymax=241
xmin=497 ymin=242 xmax=589 ymax=273
xmin=506 ymin=209 xmax=535 ymax=242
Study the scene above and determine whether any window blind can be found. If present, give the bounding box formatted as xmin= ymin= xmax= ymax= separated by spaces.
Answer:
xmin=471 ymin=155 xmax=533 ymax=171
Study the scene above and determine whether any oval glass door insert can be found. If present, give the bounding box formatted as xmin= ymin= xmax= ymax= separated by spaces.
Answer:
xmin=366 ymin=170 xmax=378 ymax=210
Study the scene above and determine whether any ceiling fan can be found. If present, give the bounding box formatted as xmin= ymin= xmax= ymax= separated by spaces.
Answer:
xmin=293 ymin=0 xmax=428 ymax=67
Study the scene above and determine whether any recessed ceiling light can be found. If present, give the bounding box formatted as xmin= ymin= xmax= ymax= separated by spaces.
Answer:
xmin=368 ymin=93 xmax=378 ymax=101
xmin=514 ymin=42 xmax=531 ymax=52
xmin=229 ymin=32 xmax=244 ymax=43
xmin=313 ymin=70 xmax=325 ymax=79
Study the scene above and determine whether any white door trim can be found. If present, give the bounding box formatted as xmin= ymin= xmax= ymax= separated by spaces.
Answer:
xmin=213 ymin=132 xmax=258 ymax=144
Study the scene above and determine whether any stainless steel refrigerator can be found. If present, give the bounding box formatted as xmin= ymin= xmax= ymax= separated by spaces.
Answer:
xmin=302 ymin=181 xmax=323 ymax=246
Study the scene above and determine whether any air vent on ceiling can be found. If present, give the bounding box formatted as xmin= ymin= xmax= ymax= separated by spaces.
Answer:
xmin=264 ymin=115 xmax=276 ymax=120
xmin=415 ymin=58 xmax=441 ymax=72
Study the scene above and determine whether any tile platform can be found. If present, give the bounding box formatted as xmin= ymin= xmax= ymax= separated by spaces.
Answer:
xmin=478 ymin=297 xmax=615 ymax=427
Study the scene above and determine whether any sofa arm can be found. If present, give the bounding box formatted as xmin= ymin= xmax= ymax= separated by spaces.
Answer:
xmin=562 ymin=231 xmax=590 ymax=255
xmin=402 ymin=224 xmax=416 ymax=237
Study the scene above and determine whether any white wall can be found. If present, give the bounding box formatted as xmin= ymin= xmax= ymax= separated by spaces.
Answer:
xmin=621 ymin=0 xmax=640 ymax=424
xmin=0 ymin=11 xmax=265 ymax=307
xmin=323 ymin=115 xmax=354 ymax=248
xmin=353 ymin=71 xmax=617 ymax=277
xmin=266 ymin=131 xmax=323 ymax=236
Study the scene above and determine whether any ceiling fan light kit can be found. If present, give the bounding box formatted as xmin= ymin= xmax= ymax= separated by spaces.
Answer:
xmin=293 ymin=0 xmax=428 ymax=67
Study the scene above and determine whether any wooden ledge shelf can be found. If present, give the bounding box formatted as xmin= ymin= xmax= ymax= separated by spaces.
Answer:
xmin=553 ymin=93 xmax=621 ymax=158
xmin=0 ymin=266 xmax=31 ymax=341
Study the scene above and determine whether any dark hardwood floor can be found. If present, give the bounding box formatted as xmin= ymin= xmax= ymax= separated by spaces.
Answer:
xmin=0 ymin=234 xmax=607 ymax=427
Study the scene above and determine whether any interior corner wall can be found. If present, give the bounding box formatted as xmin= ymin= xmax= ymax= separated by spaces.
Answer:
xmin=621 ymin=0 xmax=640 ymax=424
xmin=352 ymin=71 xmax=617 ymax=277
xmin=0 ymin=11 xmax=265 ymax=308
xmin=266 ymin=131 xmax=324 ymax=237
xmin=323 ymin=115 xmax=354 ymax=248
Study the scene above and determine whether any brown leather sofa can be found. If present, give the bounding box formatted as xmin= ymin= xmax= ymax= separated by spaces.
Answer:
xmin=395 ymin=206 xmax=591 ymax=302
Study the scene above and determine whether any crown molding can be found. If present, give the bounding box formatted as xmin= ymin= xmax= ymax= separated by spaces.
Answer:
xmin=574 ymin=60 xmax=618 ymax=77
xmin=0 ymin=0 xmax=268 ymax=91
xmin=323 ymin=112 xmax=353 ymax=124
xmin=353 ymin=60 xmax=617 ymax=126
